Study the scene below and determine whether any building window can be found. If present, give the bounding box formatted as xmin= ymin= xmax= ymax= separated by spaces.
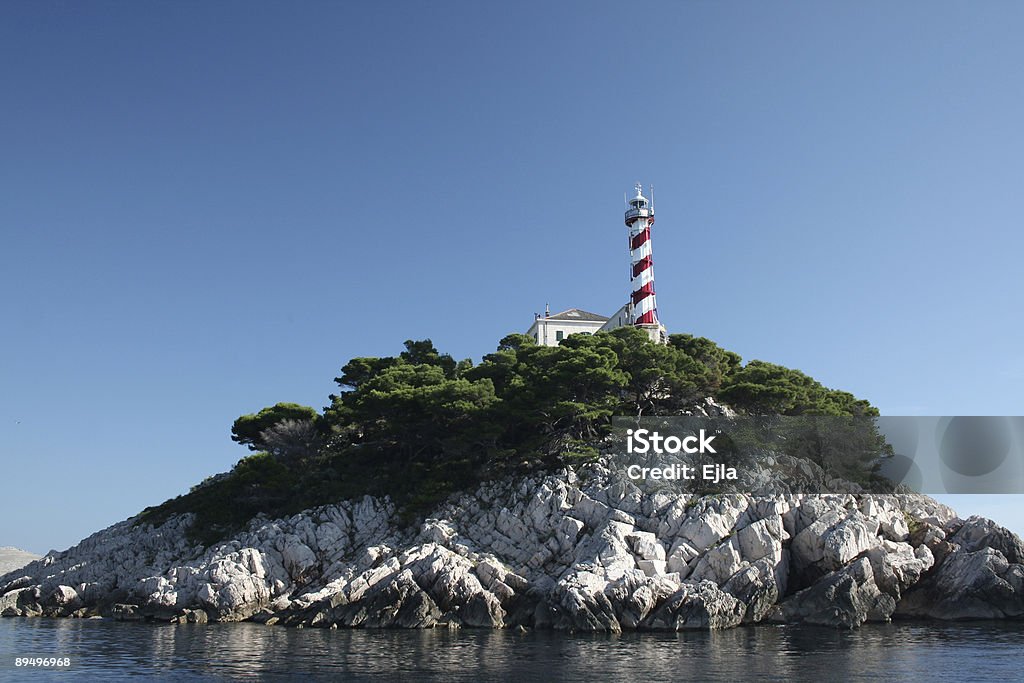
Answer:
xmin=555 ymin=331 xmax=564 ymax=341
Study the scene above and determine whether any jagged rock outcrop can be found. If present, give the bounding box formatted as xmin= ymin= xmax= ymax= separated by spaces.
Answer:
xmin=1 ymin=463 xmax=1021 ymax=630
xmin=895 ymin=516 xmax=1024 ymax=620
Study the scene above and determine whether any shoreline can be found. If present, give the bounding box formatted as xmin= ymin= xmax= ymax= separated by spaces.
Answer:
xmin=4 ymin=463 xmax=1023 ymax=632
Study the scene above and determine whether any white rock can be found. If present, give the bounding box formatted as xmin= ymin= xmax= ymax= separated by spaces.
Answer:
xmin=737 ymin=517 xmax=783 ymax=563
xmin=677 ymin=497 xmax=746 ymax=552
xmin=690 ymin=537 xmax=744 ymax=585
xmin=626 ymin=532 xmax=666 ymax=562
xmin=637 ymin=559 xmax=667 ymax=577
xmin=281 ymin=537 xmax=317 ymax=578
xmin=4 ymin=460 xmax=1020 ymax=632
xmin=823 ymin=515 xmax=880 ymax=569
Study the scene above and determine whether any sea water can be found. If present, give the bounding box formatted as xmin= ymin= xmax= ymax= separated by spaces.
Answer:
xmin=1 ymin=618 xmax=1022 ymax=681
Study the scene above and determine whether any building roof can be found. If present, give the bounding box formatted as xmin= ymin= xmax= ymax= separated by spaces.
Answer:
xmin=544 ymin=308 xmax=609 ymax=322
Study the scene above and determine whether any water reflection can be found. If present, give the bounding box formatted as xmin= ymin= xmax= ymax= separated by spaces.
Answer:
xmin=1 ymin=619 xmax=1023 ymax=681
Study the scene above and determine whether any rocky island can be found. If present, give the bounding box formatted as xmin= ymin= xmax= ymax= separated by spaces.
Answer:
xmin=2 ymin=462 xmax=1022 ymax=630
xmin=3 ymin=332 xmax=1022 ymax=630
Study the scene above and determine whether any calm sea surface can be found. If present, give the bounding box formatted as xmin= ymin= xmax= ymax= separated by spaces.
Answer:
xmin=1 ymin=618 xmax=1022 ymax=681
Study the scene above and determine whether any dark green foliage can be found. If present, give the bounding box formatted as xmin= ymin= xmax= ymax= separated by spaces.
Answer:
xmin=719 ymin=360 xmax=878 ymax=417
xmin=259 ymin=418 xmax=324 ymax=463
xmin=141 ymin=331 xmax=878 ymax=546
xmin=399 ymin=339 xmax=459 ymax=378
xmin=668 ymin=333 xmax=742 ymax=391
xmin=230 ymin=403 xmax=320 ymax=451
xmin=776 ymin=415 xmax=888 ymax=485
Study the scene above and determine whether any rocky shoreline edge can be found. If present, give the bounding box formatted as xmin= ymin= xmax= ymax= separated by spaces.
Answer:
xmin=3 ymin=463 xmax=1023 ymax=631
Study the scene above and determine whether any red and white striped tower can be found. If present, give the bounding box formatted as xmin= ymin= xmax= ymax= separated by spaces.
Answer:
xmin=625 ymin=183 xmax=661 ymax=335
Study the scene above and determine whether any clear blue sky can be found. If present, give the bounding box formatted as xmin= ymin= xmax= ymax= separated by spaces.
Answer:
xmin=2 ymin=2 xmax=1023 ymax=555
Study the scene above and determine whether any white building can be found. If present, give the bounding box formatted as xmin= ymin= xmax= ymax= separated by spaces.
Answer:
xmin=526 ymin=185 xmax=668 ymax=347
xmin=526 ymin=303 xmax=666 ymax=347
xmin=526 ymin=308 xmax=608 ymax=346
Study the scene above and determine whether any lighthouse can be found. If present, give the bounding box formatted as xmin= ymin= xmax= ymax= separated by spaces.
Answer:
xmin=625 ymin=184 xmax=666 ymax=343
xmin=525 ymin=184 xmax=668 ymax=346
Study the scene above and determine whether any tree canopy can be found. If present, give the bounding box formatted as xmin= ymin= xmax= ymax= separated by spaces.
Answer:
xmin=142 ymin=329 xmax=878 ymax=545
xmin=250 ymin=332 xmax=878 ymax=485
xmin=231 ymin=402 xmax=320 ymax=451
xmin=718 ymin=360 xmax=876 ymax=417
